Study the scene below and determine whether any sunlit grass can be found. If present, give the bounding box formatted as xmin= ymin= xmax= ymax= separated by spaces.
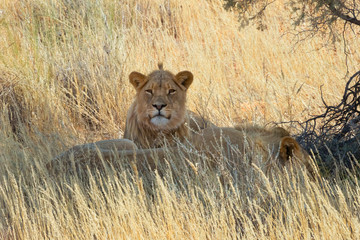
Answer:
xmin=1 ymin=0 xmax=360 ymax=239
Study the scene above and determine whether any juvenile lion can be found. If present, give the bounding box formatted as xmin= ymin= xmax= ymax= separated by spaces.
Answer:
xmin=48 ymin=64 xmax=209 ymax=171
xmin=49 ymin=65 xmax=315 ymax=178
xmin=124 ymin=63 xmax=193 ymax=148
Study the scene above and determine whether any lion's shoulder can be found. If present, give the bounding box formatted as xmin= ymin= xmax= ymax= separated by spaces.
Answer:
xmin=187 ymin=110 xmax=217 ymax=132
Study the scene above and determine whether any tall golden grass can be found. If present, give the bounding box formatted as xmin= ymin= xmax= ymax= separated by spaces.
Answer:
xmin=1 ymin=0 xmax=360 ymax=239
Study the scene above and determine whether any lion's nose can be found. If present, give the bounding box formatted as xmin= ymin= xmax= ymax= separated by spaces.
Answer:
xmin=153 ymin=104 xmax=167 ymax=110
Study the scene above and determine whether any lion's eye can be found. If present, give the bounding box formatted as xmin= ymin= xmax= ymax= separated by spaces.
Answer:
xmin=168 ymin=89 xmax=176 ymax=95
xmin=145 ymin=89 xmax=153 ymax=95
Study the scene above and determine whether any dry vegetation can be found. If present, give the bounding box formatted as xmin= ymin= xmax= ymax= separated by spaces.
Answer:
xmin=1 ymin=0 xmax=360 ymax=239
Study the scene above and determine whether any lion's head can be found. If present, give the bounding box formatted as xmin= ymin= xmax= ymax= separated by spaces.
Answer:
xmin=236 ymin=125 xmax=316 ymax=177
xmin=193 ymin=125 xmax=316 ymax=178
xmin=124 ymin=64 xmax=193 ymax=148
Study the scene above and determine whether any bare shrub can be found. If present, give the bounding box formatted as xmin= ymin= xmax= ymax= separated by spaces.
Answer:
xmin=295 ymin=71 xmax=360 ymax=176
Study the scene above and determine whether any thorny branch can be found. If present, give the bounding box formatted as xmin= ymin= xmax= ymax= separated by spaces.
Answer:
xmin=294 ymin=71 xmax=360 ymax=162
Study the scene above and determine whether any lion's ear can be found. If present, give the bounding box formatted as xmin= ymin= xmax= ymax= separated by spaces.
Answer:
xmin=129 ymin=72 xmax=147 ymax=89
xmin=175 ymin=71 xmax=193 ymax=90
xmin=279 ymin=136 xmax=301 ymax=162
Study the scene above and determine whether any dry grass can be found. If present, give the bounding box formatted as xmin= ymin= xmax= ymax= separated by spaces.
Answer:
xmin=1 ymin=0 xmax=360 ymax=239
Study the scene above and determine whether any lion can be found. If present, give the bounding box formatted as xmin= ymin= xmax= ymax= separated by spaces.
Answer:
xmin=124 ymin=63 xmax=194 ymax=148
xmin=48 ymin=65 xmax=315 ymax=178
xmin=48 ymin=64 xmax=211 ymax=170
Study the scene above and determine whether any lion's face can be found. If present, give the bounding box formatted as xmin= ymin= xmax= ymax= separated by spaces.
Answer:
xmin=129 ymin=68 xmax=193 ymax=131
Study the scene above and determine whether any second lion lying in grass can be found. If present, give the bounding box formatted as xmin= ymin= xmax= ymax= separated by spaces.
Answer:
xmin=48 ymin=65 xmax=315 ymax=178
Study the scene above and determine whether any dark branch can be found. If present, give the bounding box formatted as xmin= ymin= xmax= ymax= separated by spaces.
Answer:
xmin=327 ymin=4 xmax=360 ymax=26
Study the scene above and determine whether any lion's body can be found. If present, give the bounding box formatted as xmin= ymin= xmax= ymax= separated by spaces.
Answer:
xmin=50 ymin=65 xmax=315 ymax=178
